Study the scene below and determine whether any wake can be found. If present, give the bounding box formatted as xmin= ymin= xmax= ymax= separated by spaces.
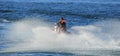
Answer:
xmin=1 ymin=19 xmax=120 ymax=53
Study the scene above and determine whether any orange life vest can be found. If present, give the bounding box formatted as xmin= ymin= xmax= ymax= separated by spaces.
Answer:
xmin=60 ymin=20 xmax=66 ymax=23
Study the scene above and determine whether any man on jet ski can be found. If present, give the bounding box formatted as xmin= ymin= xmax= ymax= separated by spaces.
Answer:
xmin=53 ymin=17 xmax=71 ymax=34
xmin=53 ymin=17 xmax=66 ymax=33
xmin=59 ymin=17 xmax=66 ymax=32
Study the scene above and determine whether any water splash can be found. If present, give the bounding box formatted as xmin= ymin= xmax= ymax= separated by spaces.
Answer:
xmin=1 ymin=19 xmax=120 ymax=53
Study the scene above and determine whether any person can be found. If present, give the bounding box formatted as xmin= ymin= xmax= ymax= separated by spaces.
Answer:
xmin=59 ymin=17 xmax=66 ymax=33
xmin=53 ymin=17 xmax=67 ymax=33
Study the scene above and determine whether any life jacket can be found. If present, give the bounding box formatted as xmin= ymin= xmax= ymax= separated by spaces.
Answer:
xmin=60 ymin=20 xmax=66 ymax=23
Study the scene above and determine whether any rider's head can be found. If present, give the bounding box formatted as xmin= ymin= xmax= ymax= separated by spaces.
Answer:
xmin=61 ymin=17 xmax=64 ymax=20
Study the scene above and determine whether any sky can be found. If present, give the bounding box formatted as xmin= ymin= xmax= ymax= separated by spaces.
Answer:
xmin=0 ymin=0 xmax=120 ymax=3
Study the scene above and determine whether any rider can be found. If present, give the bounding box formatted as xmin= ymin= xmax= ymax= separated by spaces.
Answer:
xmin=59 ymin=17 xmax=66 ymax=32
xmin=54 ymin=17 xmax=66 ymax=33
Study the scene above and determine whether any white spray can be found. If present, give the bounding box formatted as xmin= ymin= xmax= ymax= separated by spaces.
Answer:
xmin=2 ymin=19 xmax=120 ymax=53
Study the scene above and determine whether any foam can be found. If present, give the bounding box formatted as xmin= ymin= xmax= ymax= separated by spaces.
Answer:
xmin=1 ymin=19 xmax=120 ymax=53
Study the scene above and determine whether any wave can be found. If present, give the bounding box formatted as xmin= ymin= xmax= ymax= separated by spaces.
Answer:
xmin=0 ymin=10 xmax=14 ymax=13
xmin=0 ymin=19 xmax=11 ymax=23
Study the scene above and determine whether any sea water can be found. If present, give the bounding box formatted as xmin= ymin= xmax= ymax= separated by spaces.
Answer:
xmin=0 ymin=1 xmax=120 ymax=56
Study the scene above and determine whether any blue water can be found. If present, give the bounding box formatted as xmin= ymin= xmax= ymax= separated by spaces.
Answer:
xmin=0 ymin=1 xmax=120 ymax=56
